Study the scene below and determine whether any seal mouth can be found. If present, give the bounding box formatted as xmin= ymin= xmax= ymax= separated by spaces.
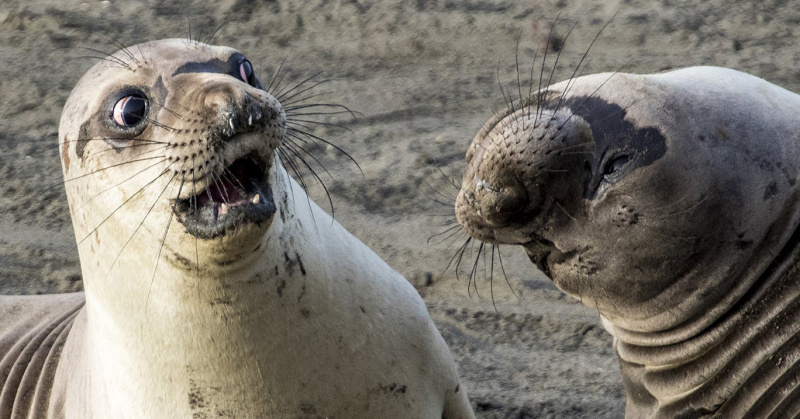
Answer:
xmin=174 ymin=152 xmax=276 ymax=239
xmin=523 ymin=238 xmax=572 ymax=278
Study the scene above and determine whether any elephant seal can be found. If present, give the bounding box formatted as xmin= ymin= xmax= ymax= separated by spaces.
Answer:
xmin=0 ymin=39 xmax=474 ymax=418
xmin=456 ymin=66 xmax=800 ymax=417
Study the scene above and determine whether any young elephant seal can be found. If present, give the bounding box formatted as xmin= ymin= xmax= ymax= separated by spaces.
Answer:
xmin=0 ymin=39 xmax=474 ymax=418
xmin=456 ymin=67 xmax=800 ymax=418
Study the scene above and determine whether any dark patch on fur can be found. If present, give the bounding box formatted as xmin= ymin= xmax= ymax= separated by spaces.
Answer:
xmin=553 ymin=96 xmax=667 ymax=198
xmin=764 ymin=181 xmax=778 ymax=200
xmin=172 ymin=56 xmax=237 ymax=78
xmin=170 ymin=252 xmax=194 ymax=269
xmin=298 ymin=403 xmax=316 ymax=415
xmin=188 ymin=379 xmax=206 ymax=409
xmin=300 ymin=308 xmax=310 ymax=318
xmin=76 ymin=120 xmax=92 ymax=158
xmin=283 ymin=251 xmax=306 ymax=276
xmin=277 ymin=279 xmax=286 ymax=297
xmin=295 ymin=252 xmax=306 ymax=276
xmin=379 ymin=383 xmax=408 ymax=395
xmin=455 ymin=384 xmax=460 ymax=393
xmin=152 ymin=75 xmax=168 ymax=106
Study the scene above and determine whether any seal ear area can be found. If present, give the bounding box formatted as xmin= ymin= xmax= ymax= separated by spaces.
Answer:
xmin=74 ymin=87 xmax=156 ymax=159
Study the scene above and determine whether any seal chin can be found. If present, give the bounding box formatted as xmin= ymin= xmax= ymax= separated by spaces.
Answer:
xmin=173 ymin=151 xmax=276 ymax=239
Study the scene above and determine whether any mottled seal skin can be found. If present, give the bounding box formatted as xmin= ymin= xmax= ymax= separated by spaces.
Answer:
xmin=0 ymin=39 xmax=474 ymax=419
xmin=456 ymin=67 xmax=800 ymax=418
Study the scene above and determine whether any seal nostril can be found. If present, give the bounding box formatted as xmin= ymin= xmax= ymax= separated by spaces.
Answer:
xmin=474 ymin=180 xmax=532 ymax=227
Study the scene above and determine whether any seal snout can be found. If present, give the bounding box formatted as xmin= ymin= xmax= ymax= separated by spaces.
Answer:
xmin=164 ymin=74 xmax=286 ymax=239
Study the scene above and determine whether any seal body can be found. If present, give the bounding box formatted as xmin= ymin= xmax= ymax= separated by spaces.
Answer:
xmin=0 ymin=39 xmax=473 ymax=418
xmin=456 ymin=67 xmax=800 ymax=417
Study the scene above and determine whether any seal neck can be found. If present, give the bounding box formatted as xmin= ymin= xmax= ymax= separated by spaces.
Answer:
xmin=72 ymin=167 xmax=335 ymax=417
xmin=602 ymin=189 xmax=800 ymax=416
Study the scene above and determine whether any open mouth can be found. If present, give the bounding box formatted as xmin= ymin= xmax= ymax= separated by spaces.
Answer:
xmin=174 ymin=152 xmax=276 ymax=239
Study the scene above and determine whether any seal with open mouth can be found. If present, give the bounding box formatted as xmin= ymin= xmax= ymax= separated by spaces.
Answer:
xmin=0 ymin=39 xmax=474 ymax=418
xmin=456 ymin=66 xmax=800 ymax=417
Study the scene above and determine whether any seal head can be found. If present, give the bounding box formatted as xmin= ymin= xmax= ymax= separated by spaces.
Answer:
xmin=457 ymin=67 xmax=800 ymax=417
xmin=60 ymin=39 xmax=283 ymax=251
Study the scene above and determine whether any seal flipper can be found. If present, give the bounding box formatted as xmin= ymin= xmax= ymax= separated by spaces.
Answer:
xmin=0 ymin=293 xmax=85 ymax=418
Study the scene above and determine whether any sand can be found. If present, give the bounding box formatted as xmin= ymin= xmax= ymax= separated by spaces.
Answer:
xmin=2 ymin=0 xmax=799 ymax=417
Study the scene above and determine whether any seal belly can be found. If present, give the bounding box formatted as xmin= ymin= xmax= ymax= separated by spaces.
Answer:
xmin=0 ymin=294 xmax=84 ymax=419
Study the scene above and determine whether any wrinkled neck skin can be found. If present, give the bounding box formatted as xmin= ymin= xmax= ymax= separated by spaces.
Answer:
xmin=606 ymin=190 xmax=800 ymax=418
xmin=60 ymin=163 xmax=324 ymax=417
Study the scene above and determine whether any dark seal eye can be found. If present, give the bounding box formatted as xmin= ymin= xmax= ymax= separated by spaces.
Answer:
xmin=239 ymin=59 xmax=256 ymax=86
xmin=112 ymin=93 xmax=148 ymax=127
xmin=603 ymin=155 xmax=630 ymax=178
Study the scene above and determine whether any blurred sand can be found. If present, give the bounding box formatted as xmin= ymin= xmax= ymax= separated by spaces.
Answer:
xmin=2 ymin=1 xmax=799 ymax=417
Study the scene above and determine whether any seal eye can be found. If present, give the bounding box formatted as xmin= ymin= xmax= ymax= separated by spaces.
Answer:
xmin=112 ymin=93 xmax=148 ymax=127
xmin=239 ymin=60 xmax=256 ymax=87
xmin=603 ymin=155 xmax=630 ymax=178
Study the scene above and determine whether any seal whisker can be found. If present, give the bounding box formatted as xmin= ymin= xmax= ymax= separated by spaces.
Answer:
xmin=514 ymin=31 xmax=525 ymax=130
xmin=142 ymin=117 xmax=176 ymax=132
xmin=106 ymin=170 xmax=178 ymax=276
xmin=495 ymin=59 xmax=517 ymax=128
xmin=445 ymin=237 xmax=471 ymax=281
xmin=145 ymin=178 xmax=183 ymax=313
xmin=189 ymin=156 xmax=201 ymax=281
xmin=534 ymin=12 xmax=561 ymax=122
xmin=557 ymin=62 xmax=630 ymax=130
xmin=286 ymin=127 xmax=363 ymax=175
xmin=76 ymin=162 xmax=176 ymax=249
xmin=275 ymin=71 xmax=326 ymax=102
xmin=47 ymin=156 xmax=168 ymax=192
xmin=70 ymin=46 xmax=132 ymax=69
xmin=548 ymin=14 xmax=616 ymax=124
xmin=283 ymin=103 xmax=360 ymax=116
xmin=556 ymin=201 xmax=578 ymax=222
xmin=203 ymin=20 xmax=229 ymax=46
xmin=281 ymin=140 xmax=335 ymax=219
xmin=541 ymin=20 xmax=578 ymax=119
xmin=467 ymin=241 xmax=484 ymax=298
xmin=427 ymin=224 xmax=463 ymax=245
xmin=525 ymin=47 xmax=540 ymax=122
xmin=73 ymin=157 xmax=169 ymax=214
xmin=79 ymin=143 xmax=167 ymax=160
xmin=57 ymin=137 xmax=166 ymax=147
xmin=489 ymin=244 xmax=498 ymax=312
xmin=282 ymin=135 xmax=337 ymax=182
xmin=271 ymin=57 xmax=301 ymax=98
xmin=276 ymin=147 xmax=319 ymax=226
xmin=495 ymin=246 xmax=517 ymax=298
xmin=285 ymin=118 xmax=355 ymax=134
xmin=265 ymin=54 xmax=290 ymax=93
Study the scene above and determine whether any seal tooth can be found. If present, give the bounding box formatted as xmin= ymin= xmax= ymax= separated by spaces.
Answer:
xmin=252 ymin=194 xmax=260 ymax=204
xmin=248 ymin=114 xmax=253 ymax=126
xmin=219 ymin=203 xmax=229 ymax=215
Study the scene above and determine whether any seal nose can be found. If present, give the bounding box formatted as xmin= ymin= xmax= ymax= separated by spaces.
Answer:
xmin=459 ymin=176 xmax=533 ymax=228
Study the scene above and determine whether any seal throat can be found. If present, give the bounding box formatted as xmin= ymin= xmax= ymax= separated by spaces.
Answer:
xmin=173 ymin=152 xmax=276 ymax=239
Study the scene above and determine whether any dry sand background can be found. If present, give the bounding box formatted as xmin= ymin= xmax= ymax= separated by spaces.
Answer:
xmin=2 ymin=0 xmax=800 ymax=417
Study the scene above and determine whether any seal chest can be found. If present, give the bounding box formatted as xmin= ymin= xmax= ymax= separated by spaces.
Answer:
xmin=456 ymin=66 xmax=800 ymax=417
xmin=0 ymin=39 xmax=474 ymax=419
